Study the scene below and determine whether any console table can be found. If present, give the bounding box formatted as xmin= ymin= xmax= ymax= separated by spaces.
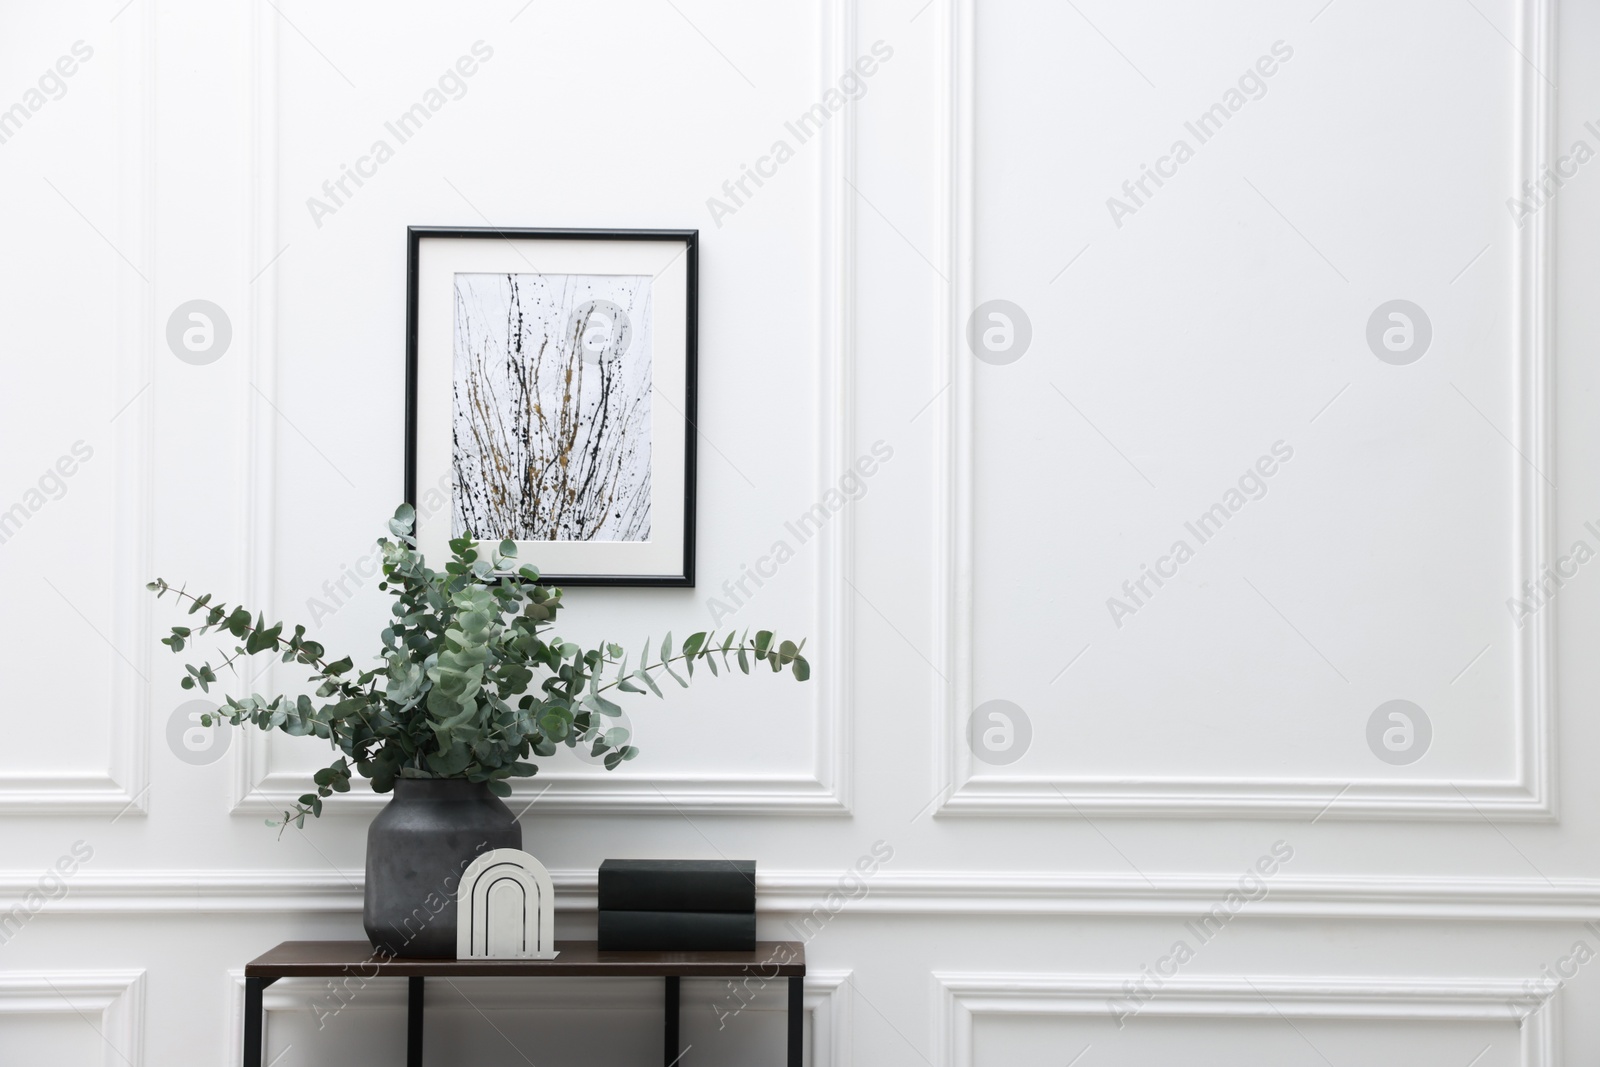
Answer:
xmin=242 ymin=940 xmax=805 ymax=1067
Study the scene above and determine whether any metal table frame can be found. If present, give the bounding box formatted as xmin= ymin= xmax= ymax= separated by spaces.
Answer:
xmin=242 ymin=939 xmax=805 ymax=1067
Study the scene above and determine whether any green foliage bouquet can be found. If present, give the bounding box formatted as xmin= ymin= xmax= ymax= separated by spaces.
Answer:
xmin=149 ymin=505 xmax=808 ymax=826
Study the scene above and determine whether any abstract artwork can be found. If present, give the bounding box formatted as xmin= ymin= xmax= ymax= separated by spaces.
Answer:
xmin=407 ymin=227 xmax=698 ymax=586
xmin=451 ymin=272 xmax=653 ymax=543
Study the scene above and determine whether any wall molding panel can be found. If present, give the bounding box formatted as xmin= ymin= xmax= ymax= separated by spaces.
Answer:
xmin=0 ymin=970 xmax=147 ymax=1067
xmin=232 ymin=0 xmax=857 ymax=818
xmin=19 ymin=868 xmax=1600 ymax=922
xmin=1 ymin=0 xmax=156 ymax=816
xmin=936 ymin=973 xmax=1553 ymax=1067
xmin=930 ymin=0 xmax=1558 ymax=821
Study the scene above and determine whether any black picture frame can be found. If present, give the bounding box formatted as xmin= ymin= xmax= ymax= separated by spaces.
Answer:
xmin=404 ymin=225 xmax=699 ymax=587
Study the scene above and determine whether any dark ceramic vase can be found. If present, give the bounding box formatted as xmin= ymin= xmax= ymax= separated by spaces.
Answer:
xmin=363 ymin=779 xmax=522 ymax=958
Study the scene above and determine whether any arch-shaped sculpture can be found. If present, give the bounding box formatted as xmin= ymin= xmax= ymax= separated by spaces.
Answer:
xmin=456 ymin=848 xmax=559 ymax=959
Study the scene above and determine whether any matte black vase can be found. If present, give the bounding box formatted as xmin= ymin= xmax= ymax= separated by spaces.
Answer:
xmin=363 ymin=779 xmax=522 ymax=958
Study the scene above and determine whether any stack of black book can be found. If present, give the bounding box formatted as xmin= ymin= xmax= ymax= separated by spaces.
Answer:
xmin=598 ymin=859 xmax=756 ymax=951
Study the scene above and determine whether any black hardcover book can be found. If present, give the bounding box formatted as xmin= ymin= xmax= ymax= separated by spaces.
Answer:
xmin=598 ymin=909 xmax=757 ymax=951
xmin=598 ymin=859 xmax=757 ymax=914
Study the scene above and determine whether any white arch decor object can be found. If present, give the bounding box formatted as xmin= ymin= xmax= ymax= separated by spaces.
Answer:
xmin=456 ymin=848 xmax=560 ymax=960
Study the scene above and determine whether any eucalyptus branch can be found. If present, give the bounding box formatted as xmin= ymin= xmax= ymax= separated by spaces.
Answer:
xmin=147 ymin=578 xmax=392 ymax=804
xmin=146 ymin=580 xmax=368 ymax=698
xmin=148 ymin=506 xmax=810 ymax=827
xmin=594 ymin=634 xmax=809 ymax=696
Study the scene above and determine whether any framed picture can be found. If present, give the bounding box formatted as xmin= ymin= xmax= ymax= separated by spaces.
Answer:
xmin=405 ymin=226 xmax=698 ymax=586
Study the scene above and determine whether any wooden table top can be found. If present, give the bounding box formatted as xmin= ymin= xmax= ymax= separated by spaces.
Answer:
xmin=245 ymin=940 xmax=806 ymax=978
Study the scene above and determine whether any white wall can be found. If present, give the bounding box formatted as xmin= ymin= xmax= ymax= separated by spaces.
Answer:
xmin=3 ymin=0 xmax=1599 ymax=1063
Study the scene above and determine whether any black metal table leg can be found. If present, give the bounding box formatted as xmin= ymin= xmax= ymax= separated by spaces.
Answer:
xmin=787 ymin=974 xmax=803 ymax=1066
xmin=664 ymin=975 xmax=680 ymax=1065
xmin=407 ymin=976 xmax=425 ymax=1067
xmin=242 ymin=976 xmax=277 ymax=1067
xmin=243 ymin=977 xmax=264 ymax=1067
